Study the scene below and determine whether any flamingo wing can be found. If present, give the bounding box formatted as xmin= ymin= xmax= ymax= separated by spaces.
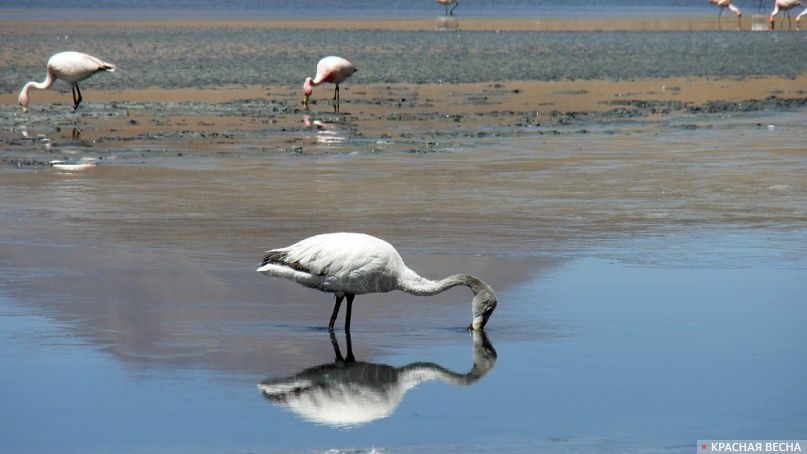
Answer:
xmin=49 ymin=52 xmax=115 ymax=83
xmin=258 ymin=233 xmax=403 ymax=294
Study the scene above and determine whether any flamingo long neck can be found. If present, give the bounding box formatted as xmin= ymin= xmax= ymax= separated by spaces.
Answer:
xmin=26 ymin=72 xmax=55 ymax=92
xmin=19 ymin=71 xmax=55 ymax=105
xmin=397 ymin=270 xmax=489 ymax=297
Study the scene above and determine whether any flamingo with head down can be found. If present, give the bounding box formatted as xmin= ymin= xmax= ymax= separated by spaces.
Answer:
xmin=257 ymin=232 xmax=498 ymax=332
xmin=18 ymin=51 xmax=116 ymax=113
xmin=302 ymin=56 xmax=357 ymax=111
xmin=709 ymin=0 xmax=743 ymax=28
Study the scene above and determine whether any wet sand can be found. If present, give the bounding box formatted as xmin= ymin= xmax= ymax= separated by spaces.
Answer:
xmin=2 ymin=17 xmax=807 ymax=454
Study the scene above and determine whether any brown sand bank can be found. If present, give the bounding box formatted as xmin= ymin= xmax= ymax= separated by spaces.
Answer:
xmin=3 ymin=75 xmax=806 ymax=150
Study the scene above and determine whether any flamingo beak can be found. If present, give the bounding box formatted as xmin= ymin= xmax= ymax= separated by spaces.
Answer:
xmin=302 ymin=94 xmax=310 ymax=106
xmin=20 ymin=104 xmax=28 ymax=114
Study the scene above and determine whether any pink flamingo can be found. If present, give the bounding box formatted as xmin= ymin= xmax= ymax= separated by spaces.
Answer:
xmin=18 ymin=51 xmax=116 ymax=113
xmin=302 ymin=56 xmax=357 ymax=111
xmin=709 ymin=0 xmax=743 ymax=28
xmin=436 ymin=0 xmax=460 ymax=16
xmin=770 ymin=0 xmax=804 ymax=29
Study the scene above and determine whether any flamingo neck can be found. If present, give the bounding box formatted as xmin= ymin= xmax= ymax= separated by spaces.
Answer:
xmin=397 ymin=270 xmax=490 ymax=297
xmin=19 ymin=72 xmax=55 ymax=106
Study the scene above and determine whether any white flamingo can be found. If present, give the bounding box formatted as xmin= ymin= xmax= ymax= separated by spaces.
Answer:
xmin=708 ymin=0 xmax=743 ymax=28
xmin=257 ymin=232 xmax=498 ymax=331
xmin=769 ymin=0 xmax=804 ymax=29
xmin=302 ymin=56 xmax=357 ymax=111
xmin=18 ymin=51 xmax=117 ymax=113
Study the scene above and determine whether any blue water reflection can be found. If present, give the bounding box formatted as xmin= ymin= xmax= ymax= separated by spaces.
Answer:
xmin=260 ymin=330 xmax=496 ymax=428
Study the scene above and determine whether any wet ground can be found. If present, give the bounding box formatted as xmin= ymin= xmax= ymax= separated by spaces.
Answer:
xmin=1 ymin=19 xmax=807 ymax=454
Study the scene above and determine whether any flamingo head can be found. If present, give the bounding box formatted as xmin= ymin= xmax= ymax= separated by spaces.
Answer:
xmin=18 ymin=91 xmax=29 ymax=113
xmin=469 ymin=289 xmax=497 ymax=331
xmin=302 ymin=77 xmax=314 ymax=105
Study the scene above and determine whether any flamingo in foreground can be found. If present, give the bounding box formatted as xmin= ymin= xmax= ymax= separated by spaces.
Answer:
xmin=302 ymin=56 xmax=357 ymax=111
xmin=769 ymin=0 xmax=804 ymax=29
xmin=709 ymin=0 xmax=743 ymax=28
xmin=257 ymin=233 xmax=498 ymax=331
xmin=18 ymin=51 xmax=117 ymax=113
xmin=436 ymin=0 xmax=460 ymax=16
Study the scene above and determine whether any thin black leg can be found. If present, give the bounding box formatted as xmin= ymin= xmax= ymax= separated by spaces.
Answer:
xmin=344 ymin=294 xmax=354 ymax=332
xmin=73 ymin=83 xmax=83 ymax=110
xmin=328 ymin=295 xmax=343 ymax=331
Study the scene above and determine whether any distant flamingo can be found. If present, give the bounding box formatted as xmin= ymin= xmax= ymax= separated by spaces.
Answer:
xmin=436 ymin=0 xmax=460 ymax=16
xmin=709 ymin=0 xmax=743 ymax=28
xmin=796 ymin=4 xmax=807 ymax=25
xmin=257 ymin=232 xmax=498 ymax=331
xmin=18 ymin=51 xmax=116 ymax=113
xmin=302 ymin=56 xmax=357 ymax=111
xmin=769 ymin=0 xmax=804 ymax=29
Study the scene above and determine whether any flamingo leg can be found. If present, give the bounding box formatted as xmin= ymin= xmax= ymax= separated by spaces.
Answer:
xmin=328 ymin=295 xmax=344 ymax=331
xmin=787 ymin=10 xmax=792 ymax=29
xmin=450 ymin=1 xmax=459 ymax=15
xmin=344 ymin=294 xmax=354 ymax=332
xmin=73 ymin=83 xmax=83 ymax=110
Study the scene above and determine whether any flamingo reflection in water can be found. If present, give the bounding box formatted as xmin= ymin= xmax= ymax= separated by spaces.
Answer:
xmin=259 ymin=330 xmax=496 ymax=428
xmin=303 ymin=114 xmax=354 ymax=145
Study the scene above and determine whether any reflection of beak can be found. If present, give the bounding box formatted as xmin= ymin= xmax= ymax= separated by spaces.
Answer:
xmin=302 ymin=94 xmax=310 ymax=106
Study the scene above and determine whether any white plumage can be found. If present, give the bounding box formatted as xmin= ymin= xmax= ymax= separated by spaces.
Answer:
xmin=18 ymin=51 xmax=117 ymax=113
xmin=302 ymin=56 xmax=357 ymax=110
xmin=257 ymin=232 xmax=497 ymax=331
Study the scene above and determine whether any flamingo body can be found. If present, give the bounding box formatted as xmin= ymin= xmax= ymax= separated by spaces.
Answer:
xmin=302 ymin=56 xmax=357 ymax=109
xmin=18 ymin=51 xmax=116 ymax=113
xmin=257 ymin=233 xmax=497 ymax=331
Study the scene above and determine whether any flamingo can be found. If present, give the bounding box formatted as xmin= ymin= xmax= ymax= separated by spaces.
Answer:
xmin=256 ymin=232 xmax=498 ymax=331
xmin=302 ymin=56 xmax=357 ymax=111
xmin=436 ymin=0 xmax=460 ymax=16
xmin=796 ymin=4 xmax=807 ymax=25
xmin=18 ymin=51 xmax=116 ymax=113
xmin=770 ymin=0 xmax=804 ymax=29
xmin=709 ymin=0 xmax=743 ymax=28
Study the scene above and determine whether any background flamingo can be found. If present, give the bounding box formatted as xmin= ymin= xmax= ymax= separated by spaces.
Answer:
xmin=769 ymin=0 xmax=804 ymax=29
xmin=18 ymin=51 xmax=116 ymax=113
xmin=436 ymin=0 xmax=460 ymax=16
xmin=302 ymin=56 xmax=357 ymax=111
xmin=709 ymin=0 xmax=743 ymax=27
xmin=257 ymin=232 xmax=498 ymax=331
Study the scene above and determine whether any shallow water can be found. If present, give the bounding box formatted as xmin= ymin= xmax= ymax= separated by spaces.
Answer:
xmin=2 ymin=15 xmax=807 ymax=454
xmin=2 ymin=104 xmax=807 ymax=452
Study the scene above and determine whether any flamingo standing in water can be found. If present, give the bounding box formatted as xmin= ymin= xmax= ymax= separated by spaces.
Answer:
xmin=709 ymin=0 xmax=743 ymax=28
xmin=302 ymin=56 xmax=357 ymax=111
xmin=256 ymin=233 xmax=498 ymax=331
xmin=18 ymin=51 xmax=116 ymax=113
xmin=769 ymin=0 xmax=804 ymax=29
xmin=436 ymin=0 xmax=460 ymax=16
